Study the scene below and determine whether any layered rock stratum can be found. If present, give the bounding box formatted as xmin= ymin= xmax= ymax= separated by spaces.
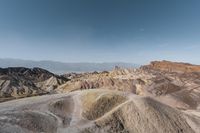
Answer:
xmin=0 ymin=60 xmax=200 ymax=133
xmin=142 ymin=60 xmax=200 ymax=73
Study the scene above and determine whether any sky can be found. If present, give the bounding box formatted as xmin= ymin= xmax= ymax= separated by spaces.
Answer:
xmin=0 ymin=0 xmax=200 ymax=64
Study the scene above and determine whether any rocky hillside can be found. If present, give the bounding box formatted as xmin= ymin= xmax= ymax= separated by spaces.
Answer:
xmin=0 ymin=67 xmax=68 ymax=102
xmin=0 ymin=89 xmax=199 ymax=133
xmin=58 ymin=69 xmax=137 ymax=93
xmin=58 ymin=61 xmax=200 ymax=110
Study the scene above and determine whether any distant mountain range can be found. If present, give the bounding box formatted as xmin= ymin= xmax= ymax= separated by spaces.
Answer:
xmin=0 ymin=58 xmax=139 ymax=74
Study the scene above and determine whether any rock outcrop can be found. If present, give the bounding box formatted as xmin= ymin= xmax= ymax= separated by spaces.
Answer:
xmin=142 ymin=60 xmax=200 ymax=73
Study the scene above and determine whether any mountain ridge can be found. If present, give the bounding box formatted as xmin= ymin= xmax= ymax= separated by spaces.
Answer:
xmin=0 ymin=58 xmax=138 ymax=73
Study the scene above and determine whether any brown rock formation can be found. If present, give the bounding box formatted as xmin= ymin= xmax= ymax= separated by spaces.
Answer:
xmin=142 ymin=60 xmax=200 ymax=73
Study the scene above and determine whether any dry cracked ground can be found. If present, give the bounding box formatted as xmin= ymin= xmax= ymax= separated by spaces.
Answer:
xmin=0 ymin=60 xmax=200 ymax=133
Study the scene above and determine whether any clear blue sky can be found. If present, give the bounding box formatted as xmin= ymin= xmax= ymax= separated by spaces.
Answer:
xmin=0 ymin=0 xmax=200 ymax=64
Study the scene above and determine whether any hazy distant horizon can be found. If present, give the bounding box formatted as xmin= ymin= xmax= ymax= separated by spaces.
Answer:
xmin=1 ymin=57 xmax=200 ymax=66
xmin=0 ymin=57 xmax=138 ymax=64
xmin=0 ymin=58 xmax=139 ymax=73
xmin=0 ymin=0 xmax=200 ymax=64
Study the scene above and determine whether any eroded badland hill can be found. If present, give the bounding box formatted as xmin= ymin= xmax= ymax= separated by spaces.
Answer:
xmin=0 ymin=60 xmax=200 ymax=133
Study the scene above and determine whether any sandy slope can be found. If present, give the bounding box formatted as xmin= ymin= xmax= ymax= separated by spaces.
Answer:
xmin=0 ymin=89 xmax=199 ymax=133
